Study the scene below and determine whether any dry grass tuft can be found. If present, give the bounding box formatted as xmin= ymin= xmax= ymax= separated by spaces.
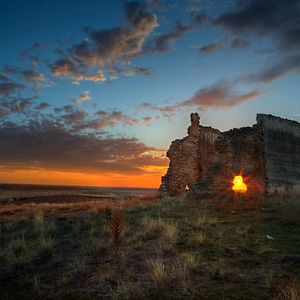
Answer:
xmin=278 ymin=280 xmax=300 ymax=300
xmin=181 ymin=252 xmax=200 ymax=271
xmin=147 ymin=258 xmax=168 ymax=287
xmin=162 ymin=222 xmax=178 ymax=243
xmin=34 ymin=212 xmax=54 ymax=258
xmin=140 ymin=216 xmax=165 ymax=235
xmin=112 ymin=281 xmax=144 ymax=300
xmin=195 ymin=209 xmax=218 ymax=227
xmin=33 ymin=212 xmax=55 ymax=236
xmin=188 ymin=231 xmax=206 ymax=247
xmin=172 ymin=260 xmax=192 ymax=293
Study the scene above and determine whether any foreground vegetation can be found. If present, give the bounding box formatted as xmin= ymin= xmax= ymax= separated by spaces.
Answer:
xmin=0 ymin=194 xmax=299 ymax=299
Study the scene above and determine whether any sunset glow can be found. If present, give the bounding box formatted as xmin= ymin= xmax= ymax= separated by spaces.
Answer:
xmin=0 ymin=0 xmax=299 ymax=188
xmin=0 ymin=168 xmax=167 ymax=188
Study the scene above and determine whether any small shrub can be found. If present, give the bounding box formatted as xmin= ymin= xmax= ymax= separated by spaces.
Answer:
xmin=108 ymin=209 xmax=125 ymax=258
xmin=103 ymin=270 xmax=118 ymax=286
xmin=3 ymin=221 xmax=15 ymax=233
xmin=84 ymin=239 xmax=106 ymax=256
xmin=6 ymin=235 xmax=32 ymax=268
xmin=208 ymin=260 xmax=226 ymax=280
xmin=33 ymin=275 xmax=40 ymax=295
xmin=104 ymin=207 xmax=112 ymax=220
xmin=56 ymin=274 xmax=71 ymax=288
xmin=236 ymin=224 xmax=253 ymax=236
xmin=81 ymin=215 xmax=97 ymax=232
xmin=38 ymin=236 xmax=54 ymax=258
xmin=70 ymin=256 xmax=88 ymax=273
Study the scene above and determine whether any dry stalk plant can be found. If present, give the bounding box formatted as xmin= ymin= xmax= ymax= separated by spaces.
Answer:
xmin=107 ymin=208 xmax=125 ymax=259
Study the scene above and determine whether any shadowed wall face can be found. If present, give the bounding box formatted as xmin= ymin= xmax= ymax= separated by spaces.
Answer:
xmin=258 ymin=114 xmax=300 ymax=193
xmin=205 ymin=125 xmax=267 ymax=195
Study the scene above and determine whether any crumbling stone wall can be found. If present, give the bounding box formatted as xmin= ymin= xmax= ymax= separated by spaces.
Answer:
xmin=257 ymin=114 xmax=300 ymax=193
xmin=160 ymin=113 xmax=220 ymax=196
xmin=161 ymin=113 xmax=300 ymax=197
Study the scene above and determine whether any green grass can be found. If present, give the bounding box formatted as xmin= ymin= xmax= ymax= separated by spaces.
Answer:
xmin=0 ymin=194 xmax=299 ymax=299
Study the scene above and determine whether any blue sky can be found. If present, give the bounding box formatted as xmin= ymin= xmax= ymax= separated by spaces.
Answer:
xmin=0 ymin=0 xmax=299 ymax=186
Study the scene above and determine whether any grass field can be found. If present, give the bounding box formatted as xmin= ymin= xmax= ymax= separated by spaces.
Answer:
xmin=0 ymin=194 xmax=299 ymax=299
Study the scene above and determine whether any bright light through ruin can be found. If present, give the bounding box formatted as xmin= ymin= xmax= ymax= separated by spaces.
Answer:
xmin=232 ymin=175 xmax=247 ymax=193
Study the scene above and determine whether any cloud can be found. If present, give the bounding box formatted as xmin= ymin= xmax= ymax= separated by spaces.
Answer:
xmin=0 ymin=74 xmax=10 ymax=81
xmin=139 ymin=81 xmax=261 ymax=116
xmin=51 ymin=58 xmax=106 ymax=83
xmin=1 ymin=65 xmax=46 ymax=90
xmin=215 ymin=0 xmax=300 ymax=53
xmin=147 ymin=0 xmax=165 ymax=10
xmin=0 ymin=98 xmax=33 ymax=117
xmin=197 ymin=36 xmax=249 ymax=54
xmin=122 ymin=66 xmax=152 ymax=77
xmin=146 ymin=14 xmax=206 ymax=52
xmin=22 ymin=70 xmax=45 ymax=82
xmin=72 ymin=91 xmax=91 ymax=105
xmin=212 ymin=0 xmax=300 ymax=83
xmin=61 ymin=110 xmax=87 ymax=124
xmin=54 ymin=105 xmax=74 ymax=114
xmin=49 ymin=103 xmax=156 ymax=132
xmin=0 ymin=120 xmax=167 ymax=174
xmin=35 ymin=102 xmax=50 ymax=110
xmin=230 ymin=37 xmax=249 ymax=49
xmin=0 ymin=68 xmax=45 ymax=117
xmin=106 ymin=65 xmax=151 ymax=81
xmin=51 ymin=58 xmax=84 ymax=80
xmin=186 ymin=0 xmax=203 ymax=14
xmin=18 ymin=42 xmax=42 ymax=60
xmin=3 ymin=65 xmax=45 ymax=82
xmin=247 ymin=54 xmax=300 ymax=83
xmin=182 ymin=82 xmax=261 ymax=109
xmin=0 ymin=106 xmax=10 ymax=117
xmin=51 ymin=1 xmax=158 ymax=82
xmin=72 ymin=110 xmax=154 ymax=132
xmin=138 ymin=102 xmax=178 ymax=118
xmin=0 ymin=82 xmax=24 ymax=96
xmin=198 ymin=37 xmax=228 ymax=53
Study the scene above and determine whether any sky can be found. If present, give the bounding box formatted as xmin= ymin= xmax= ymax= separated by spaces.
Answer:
xmin=0 ymin=0 xmax=299 ymax=188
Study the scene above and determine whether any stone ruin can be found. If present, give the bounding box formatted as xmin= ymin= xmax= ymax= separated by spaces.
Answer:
xmin=160 ymin=113 xmax=300 ymax=197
